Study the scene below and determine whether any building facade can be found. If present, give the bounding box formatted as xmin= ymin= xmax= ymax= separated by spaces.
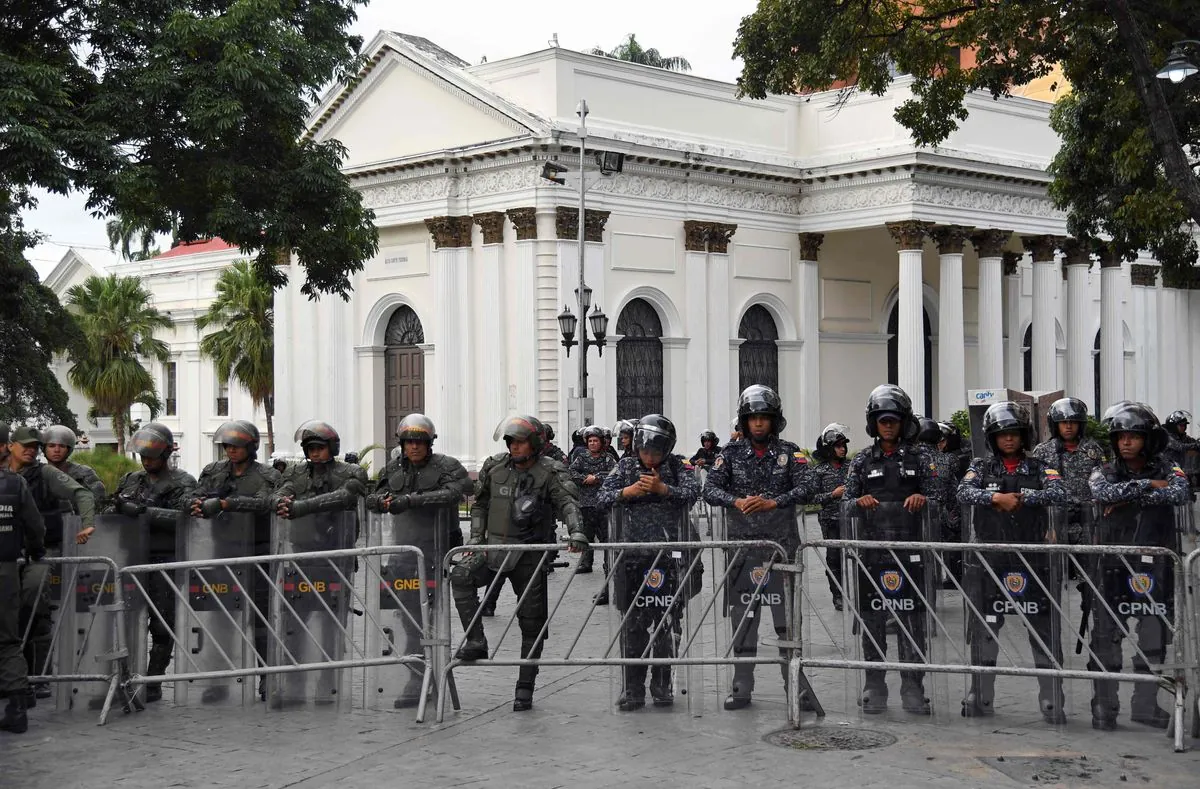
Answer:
xmin=46 ymin=32 xmax=1200 ymax=472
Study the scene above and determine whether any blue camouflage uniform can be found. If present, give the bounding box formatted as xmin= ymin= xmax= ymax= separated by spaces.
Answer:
xmin=569 ymin=451 xmax=618 ymax=572
xmin=809 ymin=458 xmax=849 ymax=601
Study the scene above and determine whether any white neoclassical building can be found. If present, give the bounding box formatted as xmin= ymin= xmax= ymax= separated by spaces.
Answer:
xmin=46 ymin=32 xmax=1200 ymax=473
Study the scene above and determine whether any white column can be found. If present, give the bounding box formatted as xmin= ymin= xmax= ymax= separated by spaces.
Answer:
xmin=1176 ymin=282 xmax=1191 ymax=413
xmin=1159 ymin=282 xmax=1179 ymax=415
xmin=272 ymin=258 xmax=294 ymax=448
xmin=728 ymin=339 xmax=745 ymax=410
xmin=776 ymin=340 xmax=804 ymax=441
xmin=1064 ymin=243 xmax=1093 ymax=406
xmin=507 ymin=208 xmax=539 ymax=414
xmin=1025 ymin=236 xmax=1059 ymax=392
xmin=1140 ymin=265 xmax=1162 ymax=408
xmin=354 ymin=345 xmax=386 ymax=470
xmin=1099 ymin=255 xmax=1128 ymax=407
xmin=474 ymin=213 xmax=507 ymax=465
xmin=971 ymin=230 xmax=1008 ymax=390
xmin=662 ymin=338 xmax=689 ymax=430
xmin=684 ymin=244 xmax=709 ymax=442
xmin=887 ymin=222 xmax=930 ymax=409
xmin=706 ymin=226 xmax=736 ymax=434
xmin=933 ymin=226 xmax=969 ymax=415
xmin=797 ymin=233 xmax=823 ymax=443
xmin=1003 ymin=253 xmax=1024 ymax=390
xmin=535 ymin=209 xmax=560 ymax=424
xmin=1191 ymin=290 xmax=1200 ymax=418
xmin=425 ymin=215 xmax=474 ymax=464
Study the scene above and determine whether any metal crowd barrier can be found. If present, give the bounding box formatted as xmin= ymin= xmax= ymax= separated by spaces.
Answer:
xmin=435 ymin=534 xmax=804 ymax=723
xmin=1186 ymin=547 xmax=1200 ymax=739
xmin=794 ymin=537 xmax=1191 ymax=752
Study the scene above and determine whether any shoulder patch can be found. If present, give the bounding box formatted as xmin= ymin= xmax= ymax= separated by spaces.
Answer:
xmin=713 ymin=456 xmax=724 ymax=469
xmin=964 ymin=470 xmax=977 ymax=480
xmin=777 ymin=453 xmax=788 ymax=467
xmin=1044 ymin=468 xmax=1061 ymax=477
xmin=793 ymin=452 xmax=808 ymax=464
xmin=682 ymin=460 xmax=694 ymax=470
xmin=1174 ymin=466 xmax=1187 ymax=477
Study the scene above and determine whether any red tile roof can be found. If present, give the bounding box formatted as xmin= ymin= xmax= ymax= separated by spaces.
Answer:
xmin=154 ymin=238 xmax=237 ymax=259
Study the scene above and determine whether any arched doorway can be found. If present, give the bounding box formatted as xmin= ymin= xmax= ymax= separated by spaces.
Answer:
xmin=384 ymin=305 xmax=425 ymax=446
xmin=887 ymin=303 xmax=933 ymax=416
xmin=1022 ymin=325 xmax=1033 ymax=392
xmin=738 ymin=304 xmax=779 ymax=392
xmin=616 ymin=298 xmax=664 ymax=419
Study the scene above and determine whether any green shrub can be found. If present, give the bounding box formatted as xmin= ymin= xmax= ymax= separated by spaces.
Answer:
xmin=950 ymin=409 xmax=971 ymax=438
xmin=71 ymin=447 xmax=140 ymax=495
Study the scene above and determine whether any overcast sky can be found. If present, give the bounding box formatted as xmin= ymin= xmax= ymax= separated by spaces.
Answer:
xmin=28 ymin=0 xmax=758 ymax=278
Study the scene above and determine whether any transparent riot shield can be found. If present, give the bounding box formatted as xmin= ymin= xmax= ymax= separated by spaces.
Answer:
xmin=268 ymin=510 xmax=357 ymax=711
xmin=21 ymin=515 xmax=79 ymax=685
xmin=960 ymin=503 xmax=1070 ymax=725
xmin=844 ymin=499 xmax=941 ymax=719
xmin=606 ymin=504 xmax=701 ymax=713
xmin=172 ymin=513 xmax=255 ymax=706
xmin=1083 ymin=500 xmax=1184 ymax=729
xmin=56 ymin=513 xmax=148 ymax=711
xmin=364 ymin=507 xmax=454 ymax=711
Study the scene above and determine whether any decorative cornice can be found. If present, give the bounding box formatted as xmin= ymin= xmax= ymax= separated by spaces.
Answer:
xmin=555 ymin=207 xmax=611 ymax=242
xmin=886 ymin=220 xmax=933 ymax=250
xmin=1002 ymin=251 xmax=1022 ymax=276
xmin=424 ymin=215 xmax=473 ymax=249
xmin=798 ymin=232 xmax=825 ymax=261
xmin=1021 ymin=234 xmax=1060 ymax=263
xmin=590 ymin=174 xmax=801 ymax=214
xmin=472 ymin=212 xmax=505 ymax=245
xmin=969 ymin=229 xmax=1012 ymax=259
xmin=930 ymin=225 xmax=973 ymax=255
xmin=683 ymin=221 xmax=738 ymax=253
xmin=506 ymin=207 xmax=537 ymax=241
xmin=1130 ymin=264 xmax=1159 ymax=287
xmin=707 ymin=223 xmax=737 ymax=254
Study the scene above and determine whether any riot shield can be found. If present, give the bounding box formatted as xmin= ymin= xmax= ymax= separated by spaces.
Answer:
xmin=20 ymin=515 xmax=80 ymax=685
xmin=364 ymin=507 xmax=456 ymax=711
xmin=960 ymin=503 xmax=1070 ymax=724
xmin=606 ymin=504 xmax=701 ymax=713
xmin=268 ymin=510 xmax=357 ymax=711
xmin=56 ymin=513 xmax=148 ymax=711
xmin=172 ymin=513 xmax=255 ymax=706
xmin=844 ymin=499 xmax=941 ymax=718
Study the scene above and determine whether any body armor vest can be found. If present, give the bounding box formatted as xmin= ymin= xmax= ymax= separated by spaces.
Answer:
xmin=975 ymin=457 xmax=1047 ymax=544
xmin=0 ymin=472 xmax=26 ymax=560
xmin=861 ymin=447 xmax=922 ymax=503
xmin=20 ymin=464 xmax=64 ymax=547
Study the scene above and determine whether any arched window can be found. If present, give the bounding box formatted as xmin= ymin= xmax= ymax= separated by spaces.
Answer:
xmin=384 ymin=305 xmax=425 ymax=444
xmin=738 ymin=305 xmax=779 ymax=392
xmin=1022 ymin=325 xmax=1033 ymax=392
xmin=1093 ymin=330 xmax=1102 ymax=413
xmin=886 ymin=303 xmax=933 ymax=415
xmin=615 ymin=299 xmax=664 ymax=419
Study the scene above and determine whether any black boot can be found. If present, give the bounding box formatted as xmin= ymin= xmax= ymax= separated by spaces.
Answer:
xmin=860 ymin=671 xmax=888 ymax=714
xmin=650 ymin=666 xmax=673 ymax=707
xmin=1037 ymin=677 xmax=1066 ymax=725
xmin=900 ymin=675 xmax=931 ymax=715
xmin=1091 ymin=680 xmax=1119 ymax=731
xmin=1131 ymin=680 xmax=1169 ymax=729
xmin=961 ymin=673 xmax=996 ymax=718
xmin=593 ymin=587 xmax=609 ymax=606
xmin=144 ymin=684 xmax=163 ymax=703
xmin=513 ymin=681 xmax=535 ymax=712
xmin=0 ymin=694 xmax=29 ymax=734
xmin=454 ymin=606 xmax=490 ymax=661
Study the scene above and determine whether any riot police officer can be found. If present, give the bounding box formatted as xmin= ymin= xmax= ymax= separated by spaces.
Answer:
xmin=703 ymin=385 xmax=811 ymax=710
xmin=568 ymin=425 xmax=617 ymax=578
xmin=598 ymin=415 xmax=699 ymax=710
xmin=810 ymin=422 xmax=851 ymax=610
xmin=689 ymin=431 xmax=721 ymax=468
xmin=614 ymin=420 xmax=636 ymax=459
xmin=190 ymin=421 xmax=281 ymax=518
xmin=541 ymin=424 xmax=568 ymax=465
xmin=1031 ymin=398 xmax=1105 ymax=548
xmin=1163 ymin=410 xmax=1198 ymax=481
xmin=41 ymin=425 xmax=105 ymax=500
xmin=1087 ymin=402 xmax=1189 ymax=731
xmin=0 ymin=423 xmax=46 ymax=735
xmin=110 ymin=422 xmax=196 ymax=702
xmin=957 ymin=401 xmax=1068 ymax=723
xmin=7 ymin=425 xmax=98 ymax=700
xmin=272 ymin=421 xmax=368 ymax=517
xmin=842 ymin=384 xmax=938 ymax=715
xmin=449 ymin=415 xmax=586 ymax=712
xmin=567 ymin=429 xmax=588 ymax=465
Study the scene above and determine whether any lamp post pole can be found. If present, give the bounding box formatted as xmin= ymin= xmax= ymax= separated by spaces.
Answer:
xmin=577 ymin=99 xmax=589 ymax=426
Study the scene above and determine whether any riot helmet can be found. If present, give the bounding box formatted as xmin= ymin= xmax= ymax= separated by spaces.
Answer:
xmin=982 ymin=401 xmax=1034 ymax=454
xmin=1046 ymin=397 xmax=1088 ymax=433
xmin=633 ymin=414 xmax=677 ymax=457
xmin=737 ymin=384 xmax=786 ymax=435
xmin=215 ymin=420 xmax=260 ymax=458
xmin=42 ymin=425 xmax=78 ymax=456
xmin=582 ymin=425 xmax=606 ymax=442
xmin=544 ymin=424 xmax=556 ymax=442
xmin=699 ymin=430 xmax=718 ymax=447
xmin=937 ymin=421 xmax=962 ymax=453
xmin=814 ymin=422 xmax=850 ymax=461
xmin=916 ymin=416 xmax=942 ymax=446
xmin=1106 ymin=402 xmax=1168 ymax=458
xmin=396 ymin=413 xmax=437 ymax=445
xmin=1101 ymin=400 xmax=1136 ymax=428
xmin=494 ymin=415 xmax=544 ymax=462
xmin=864 ymin=384 xmax=918 ymax=440
xmin=571 ymin=428 xmax=584 ymax=447
xmin=131 ymin=422 xmax=175 ymax=459
xmin=294 ymin=420 xmax=340 ymax=457
xmin=1165 ymin=409 xmax=1192 ymax=432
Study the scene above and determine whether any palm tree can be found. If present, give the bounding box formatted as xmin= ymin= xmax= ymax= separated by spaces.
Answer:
xmin=66 ymin=275 xmax=173 ymax=454
xmin=589 ymin=34 xmax=691 ymax=71
xmin=105 ymin=216 xmax=158 ymax=262
xmin=196 ymin=260 xmax=276 ymax=453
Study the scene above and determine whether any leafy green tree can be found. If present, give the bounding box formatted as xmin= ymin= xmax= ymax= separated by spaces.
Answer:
xmin=590 ymin=34 xmax=691 ymax=71
xmin=197 ymin=260 xmax=276 ymax=453
xmin=66 ymin=275 xmax=173 ymax=454
xmin=733 ymin=1 xmax=1200 ymax=272
xmin=71 ymin=447 xmax=141 ymax=496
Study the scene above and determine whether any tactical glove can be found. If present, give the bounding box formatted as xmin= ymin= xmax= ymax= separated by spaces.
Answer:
xmin=364 ymin=493 xmax=388 ymax=513
xmin=387 ymin=494 xmax=412 ymax=514
xmin=117 ymin=498 xmax=146 ymax=517
xmin=200 ymin=498 xmax=224 ymax=519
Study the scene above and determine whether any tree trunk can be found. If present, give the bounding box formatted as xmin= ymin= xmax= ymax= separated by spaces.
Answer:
xmin=265 ymin=395 xmax=275 ymax=456
xmin=1107 ymin=0 xmax=1200 ymax=237
xmin=113 ymin=409 xmax=126 ymax=456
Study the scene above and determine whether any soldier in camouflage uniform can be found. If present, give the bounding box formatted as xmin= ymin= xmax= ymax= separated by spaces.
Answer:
xmin=1087 ymin=403 xmax=1189 ymax=731
xmin=916 ymin=417 xmax=958 ymax=581
xmin=568 ymin=425 xmax=617 ymax=578
xmin=271 ymin=421 xmax=368 ymax=518
xmin=598 ymin=415 xmax=699 ymax=710
xmin=614 ymin=420 xmax=636 ymax=459
xmin=810 ymin=423 xmax=851 ymax=610
xmin=42 ymin=425 xmax=105 ymax=501
xmin=1163 ymin=410 xmax=1198 ymax=484
xmin=540 ymin=423 xmax=568 ymax=465
xmin=1031 ymin=398 xmax=1104 ymax=546
xmin=449 ymin=415 xmax=586 ymax=711
xmin=703 ymin=385 xmax=811 ymax=710
xmin=689 ymin=431 xmax=721 ymax=468
xmin=110 ymin=422 xmax=196 ymax=702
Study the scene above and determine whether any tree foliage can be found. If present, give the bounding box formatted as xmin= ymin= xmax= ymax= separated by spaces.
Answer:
xmin=197 ymin=260 xmax=276 ymax=453
xmin=590 ymin=34 xmax=692 ymax=72
xmin=66 ymin=275 xmax=173 ymax=454
xmin=3 ymin=0 xmax=379 ymax=299
xmin=734 ymin=0 xmax=1200 ymax=274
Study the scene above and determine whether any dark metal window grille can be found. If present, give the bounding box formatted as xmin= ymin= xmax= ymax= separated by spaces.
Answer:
xmin=738 ymin=304 xmax=779 ymax=392
xmin=385 ymin=305 xmax=425 ymax=346
xmin=886 ymin=304 xmax=933 ymax=416
xmin=164 ymin=362 xmax=177 ymax=416
xmin=215 ymin=397 xmax=229 ymax=416
xmin=616 ymin=298 xmax=664 ymax=420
